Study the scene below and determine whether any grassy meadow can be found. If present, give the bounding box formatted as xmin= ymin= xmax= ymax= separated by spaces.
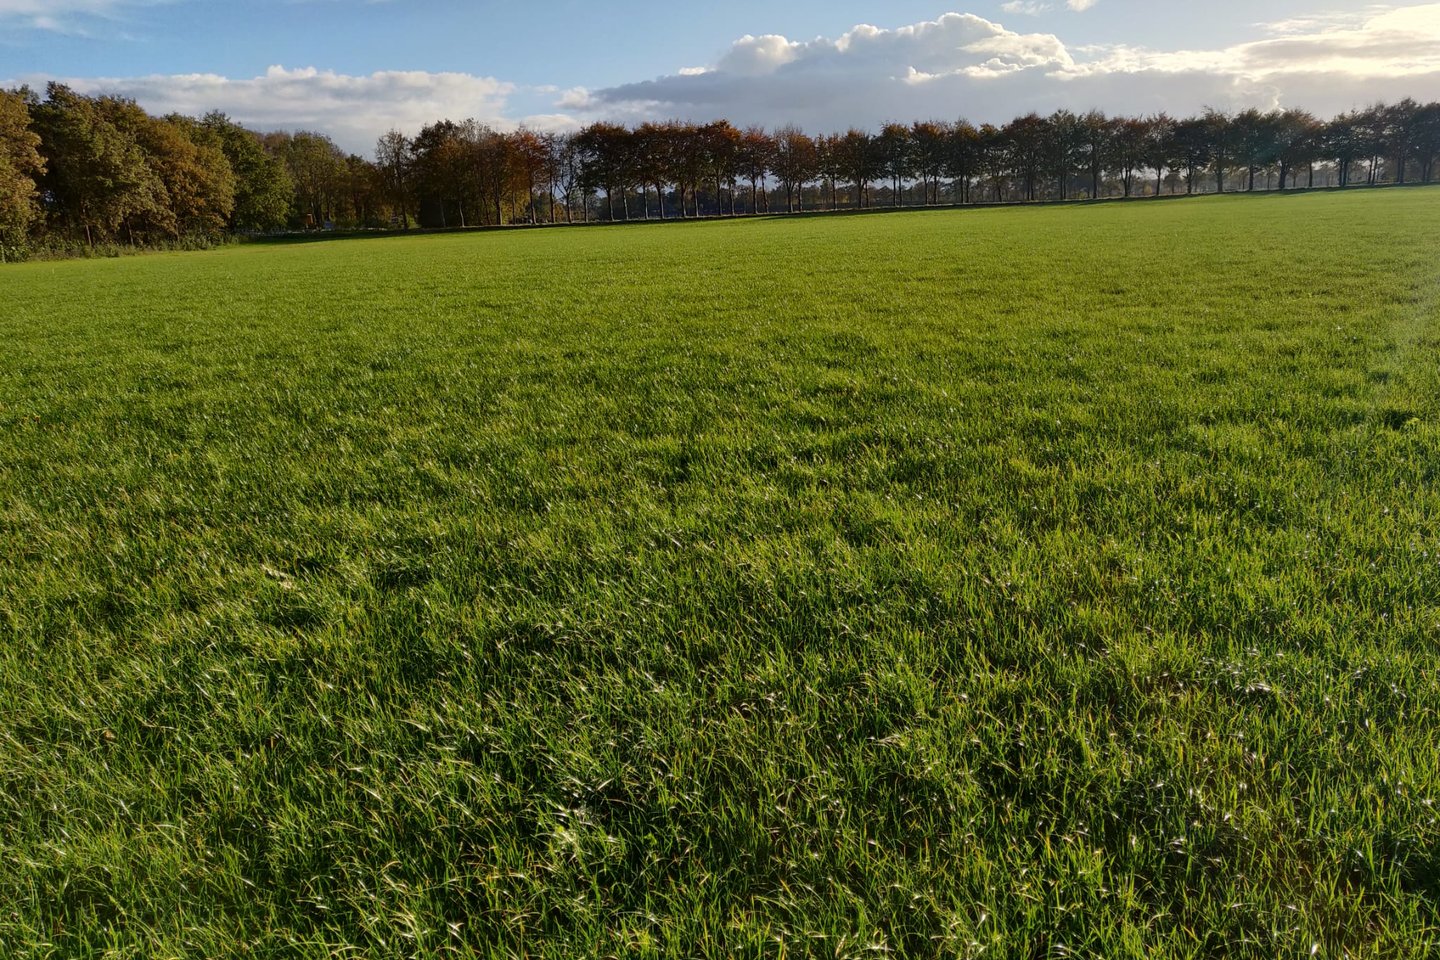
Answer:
xmin=3 ymin=189 xmax=1440 ymax=957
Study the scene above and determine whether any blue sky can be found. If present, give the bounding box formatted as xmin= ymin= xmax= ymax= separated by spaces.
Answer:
xmin=4 ymin=1 xmax=1438 ymax=152
xmin=0 ymin=0 xmax=1385 ymax=83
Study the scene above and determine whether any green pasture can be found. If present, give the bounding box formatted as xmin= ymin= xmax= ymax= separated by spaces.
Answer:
xmin=2 ymin=189 xmax=1439 ymax=956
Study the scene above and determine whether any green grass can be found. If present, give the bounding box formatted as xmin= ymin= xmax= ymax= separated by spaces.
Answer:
xmin=3 ymin=189 xmax=1440 ymax=958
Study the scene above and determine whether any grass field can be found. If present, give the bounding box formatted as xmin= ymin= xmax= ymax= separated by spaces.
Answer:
xmin=3 ymin=189 xmax=1440 ymax=957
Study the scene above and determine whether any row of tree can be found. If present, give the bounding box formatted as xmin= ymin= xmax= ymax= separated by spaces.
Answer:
xmin=2 ymin=83 xmax=1438 ymax=257
xmin=387 ymin=102 xmax=1439 ymax=227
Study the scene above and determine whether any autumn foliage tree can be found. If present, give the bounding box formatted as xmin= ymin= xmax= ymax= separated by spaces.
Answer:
xmin=0 ymin=89 xmax=45 ymax=259
xmin=140 ymin=115 xmax=236 ymax=236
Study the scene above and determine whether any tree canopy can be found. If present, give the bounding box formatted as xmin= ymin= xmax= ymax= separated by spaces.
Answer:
xmin=1 ymin=84 xmax=1437 ymax=258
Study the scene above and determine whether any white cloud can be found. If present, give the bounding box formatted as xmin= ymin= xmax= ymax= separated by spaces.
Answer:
xmin=717 ymin=34 xmax=801 ymax=75
xmin=997 ymin=0 xmax=1098 ymax=15
xmin=584 ymin=4 xmax=1440 ymax=129
xmin=1001 ymin=2 xmax=1052 ymax=15
xmin=1065 ymin=4 xmax=1440 ymax=78
xmin=8 ymin=65 xmax=567 ymax=153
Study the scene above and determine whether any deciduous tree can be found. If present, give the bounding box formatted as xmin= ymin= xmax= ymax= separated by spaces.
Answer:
xmin=0 ymin=89 xmax=45 ymax=257
xmin=202 ymin=113 xmax=292 ymax=232
xmin=375 ymin=129 xmax=412 ymax=228
xmin=910 ymin=120 xmax=949 ymax=205
xmin=737 ymin=126 xmax=775 ymax=214
xmin=772 ymin=125 xmax=816 ymax=214
xmin=32 ymin=84 xmax=166 ymax=245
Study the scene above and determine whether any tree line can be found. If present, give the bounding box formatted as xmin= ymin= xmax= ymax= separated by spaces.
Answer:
xmin=410 ymin=104 xmax=1437 ymax=226
xmin=0 ymin=83 xmax=381 ymax=258
xmin=2 ymin=81 xmax=1439 ymax=259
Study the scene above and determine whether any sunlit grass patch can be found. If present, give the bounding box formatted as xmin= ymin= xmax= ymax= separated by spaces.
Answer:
xmin=2 ymin=189 xmax=1439 ymax=957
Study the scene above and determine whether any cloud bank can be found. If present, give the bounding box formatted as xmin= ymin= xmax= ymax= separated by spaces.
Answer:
xmin=7 ymin=4 xmax=1439 ymax=154
xmin=581 ymin=5 xmax=1440 ymax=128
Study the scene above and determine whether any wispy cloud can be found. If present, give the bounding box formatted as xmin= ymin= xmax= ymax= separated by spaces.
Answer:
xmin=0 ymin=0 xmax=172 ymax=31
